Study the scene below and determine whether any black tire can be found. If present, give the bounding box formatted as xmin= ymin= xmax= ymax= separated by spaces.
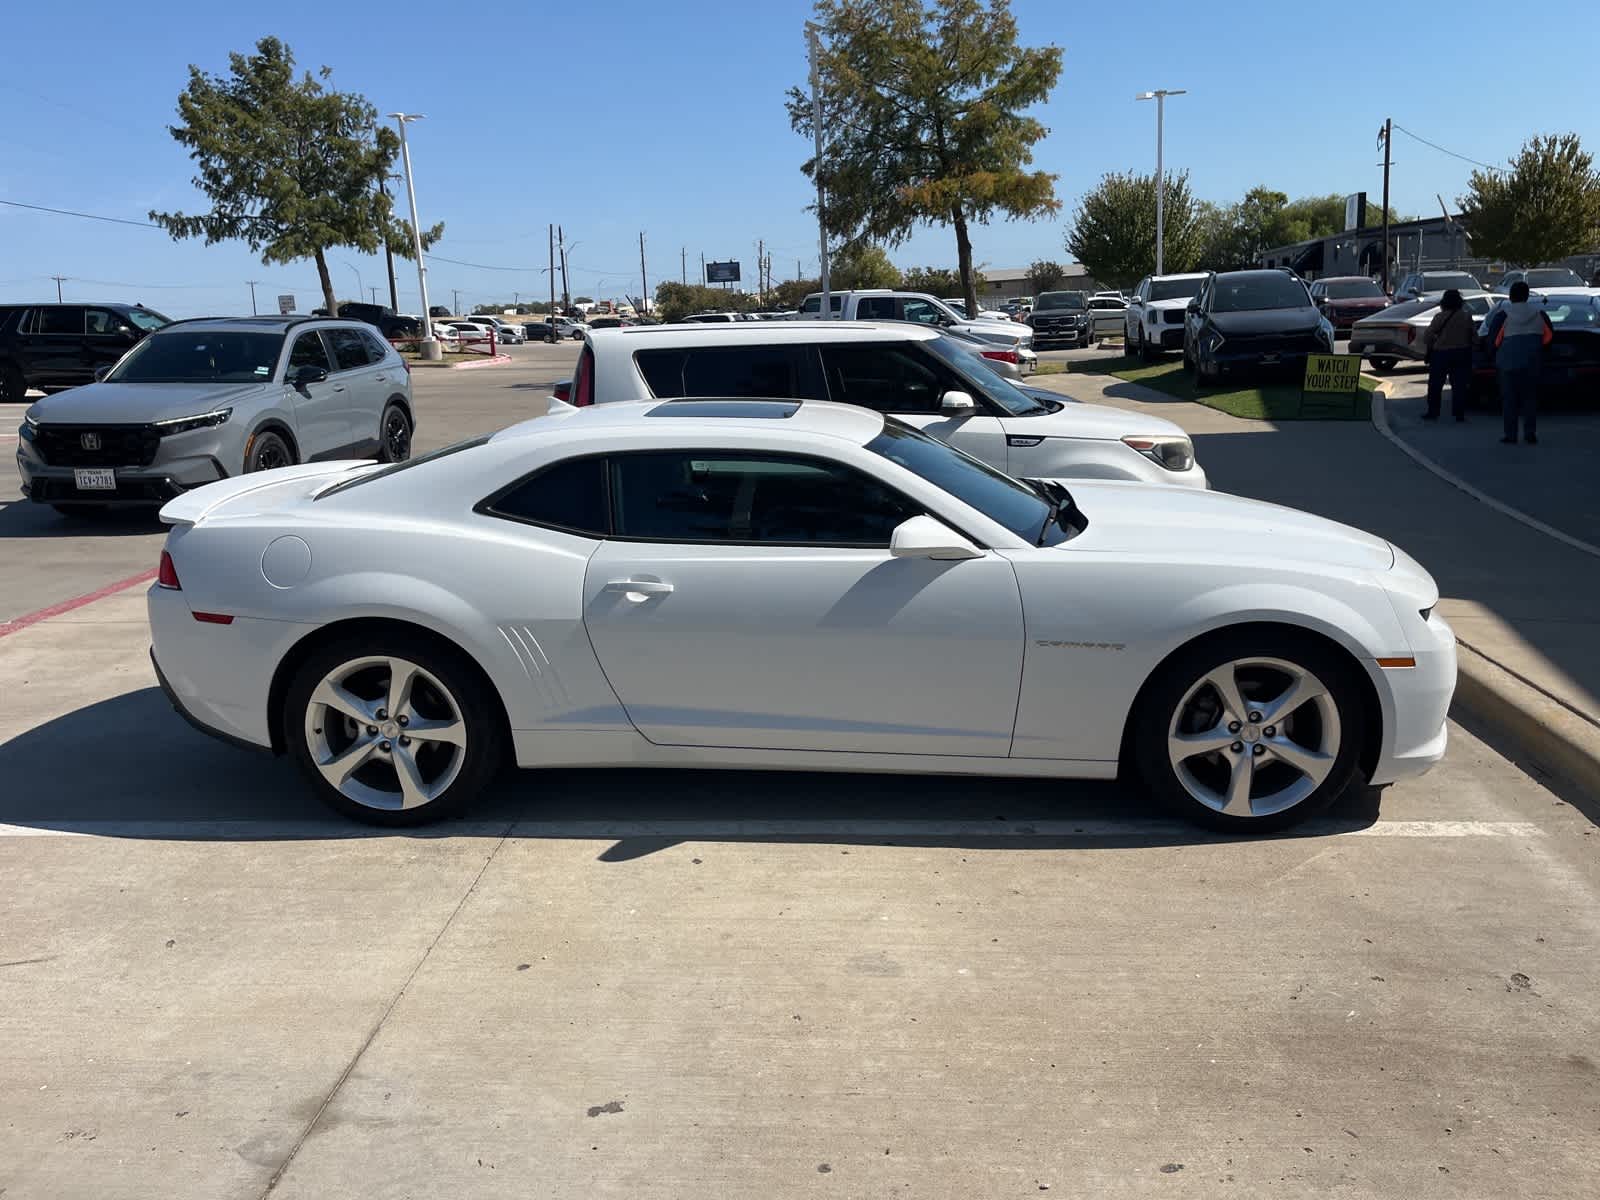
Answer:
xmin=379 ymin=403 xmax=413 ymax=463
xmin=1130 ymin=629 xmax=1368 ymax=833
xmin=0 ymin=361 xmax=25 ymax=404
xmin=1370 ymin=357 xmax=1397 ymax=373
xmin=245 ymin=430 xmax=295 ymax=473
xmin=284 ymin=633 xmax=506 ymax=826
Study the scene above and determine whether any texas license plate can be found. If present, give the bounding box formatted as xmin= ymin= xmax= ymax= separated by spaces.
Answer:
xmin=73 ymin=468 xmax=116 ymax=490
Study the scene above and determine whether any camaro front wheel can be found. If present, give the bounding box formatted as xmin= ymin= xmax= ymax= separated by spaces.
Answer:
xmin=1133 ymin=632 xmax=1366 ymax=832
xmin=285 ymin=636 xmax=504 ymax=825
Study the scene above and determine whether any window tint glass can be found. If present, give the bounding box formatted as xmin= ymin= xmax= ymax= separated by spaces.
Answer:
xmin=1323 ymin=279 xmax=1385 ymax=299
xmin=610 ymin=452 xmax=918 ymax=545
xmin=1148 ymin=278 xmax=1203 ymax=302
xmin=328 ymin=328 xmax=371 ymax=370
xmin=488 ymin=456 xmax=608 ymax=534
xmin=856 ymin=296 xmax=896 ymax=320
xmin=635 ymin=346 xmax=813 ymax=399
xmin=820 ymin=343 xmax=954 ymax=414
xmin=867 ymin=420 xmax=1052 ymax=544
xmin=37 ymin=307 xmax=85 ymax=335
xmin=1210 ymin=274 xmax=1312 ymax=313
xmin=361 ymin=331 xmax=390 ymax=362
xmin=1034 ymin=292 xmax=1086 ymax=311
xmin=901 ymin=298 xmax=942 ymax=324
xmin=289 ymin=332 xmax=333 ymax=372
xmin=85 ymin=309 xmax=130 ymax=335
xmin=107 ymin=330 xmax=284 ymax=383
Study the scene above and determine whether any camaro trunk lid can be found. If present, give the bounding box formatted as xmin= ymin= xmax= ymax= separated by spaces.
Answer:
xmin=1054 ymin=480 xmax=1395 ymax=570
xmin=158 ymin=461 xmax=380 ymax=526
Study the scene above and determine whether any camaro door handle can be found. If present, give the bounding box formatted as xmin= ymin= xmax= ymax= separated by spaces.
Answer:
xmin=604 ymin=579 xmax=674 ymax=599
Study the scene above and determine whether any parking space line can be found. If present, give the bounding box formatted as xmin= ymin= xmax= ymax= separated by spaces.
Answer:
xmin=0 ymin=818 xmax=1547 ymax=841
xmin=0 ymin=568 xmax=157 ymax=639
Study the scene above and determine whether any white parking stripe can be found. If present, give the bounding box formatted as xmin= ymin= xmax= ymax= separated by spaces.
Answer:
xmin=0 ymin=818 xmax=1546 ymax=840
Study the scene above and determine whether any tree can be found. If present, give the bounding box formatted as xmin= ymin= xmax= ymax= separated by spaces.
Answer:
xmin=1066 ymin=170 xmax=1204 ymax=288
xmin=653 ymin=282 xmax=757 ymax=322
xmin=1460 ymin=133 xmax=1600 ymax=265
xmin=830 ymin=243 xmax=903 ymax=290
xmin=1028 ymin=259 xmax=1066 ymax=292
xmin=150 ymin=37 xmax=442 ymax=318
xmin=788 ymin=0 xmax=1062 ymax=317
xmin=901 ymin=265 xmax=986 ymax=296
xmin=771 ymin=277 xmax=821 ymax=310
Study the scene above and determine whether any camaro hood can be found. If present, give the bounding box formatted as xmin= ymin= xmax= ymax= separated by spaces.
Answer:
xmin=26 ymin=381 xmax=270 ymax=425
xmin=1209 ymin=308 xmax=1322 ymax=335
xmin=1006 ymin=401 xmax=1185 ymax=441
xmin=1058 ymin=481 xmax=1394 ymax=570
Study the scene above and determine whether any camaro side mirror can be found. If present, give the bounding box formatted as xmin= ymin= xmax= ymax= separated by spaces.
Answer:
xmin=890 ymin=515 xmax=982 ymax=561
xmin=940 ymin=389 xmax=977 ymax=413
xmin=292 ymin=364 xmax=328 ymax=387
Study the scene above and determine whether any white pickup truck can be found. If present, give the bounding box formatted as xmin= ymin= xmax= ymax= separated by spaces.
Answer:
xmin=798 ymin=289 xmax=1034 ymax=373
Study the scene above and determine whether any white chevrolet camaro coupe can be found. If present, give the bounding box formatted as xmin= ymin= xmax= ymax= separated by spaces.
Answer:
xmin=148 ymin=398 xmax=1456 ymax=831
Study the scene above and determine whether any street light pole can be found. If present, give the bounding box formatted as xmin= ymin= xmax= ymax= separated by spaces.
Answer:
xmin=806 ymin=21 xmax=831 ymax=317
xmin=1136 ymin=89 xmax=1186 ymax=275
xmin=245 ymin=280 xmax=260 ymax=316
xmin=388 ymin=112 xmax=440 ymax=359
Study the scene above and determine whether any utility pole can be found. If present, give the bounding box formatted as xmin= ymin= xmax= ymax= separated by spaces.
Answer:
xmin=452 ymin=288 xmax=461 ymax=316
xmin=388 ymin=112 xmax=439 ymax=358
xmin=806 ymin=22 xmax=831 ymax=316
xmin=681 ymin=246 xmax=687 ymax=285
xmin=51 ymin=275 xmax=67 ymax=302
xmin=557 ymin=225 xmax=571 ymax=313
xmin=700 ymin=253 xmax=706 ymax=287
xmin=639 ymin=231 xmax=648 ymax=314
xmin=1136 ymin=89 xmax=1186 ymax=275
xmin=245 ymin=280 xmax=260 ymax=315
xmin=378 ymin=174 xmax=400 ymax=311
xmin=757 ymin=239 xmax=765 ymax=307
xmin=548 ymin=224 xmax=557 ymax=341
xmin=1379 ymin=118 xmax=1393 ymax=293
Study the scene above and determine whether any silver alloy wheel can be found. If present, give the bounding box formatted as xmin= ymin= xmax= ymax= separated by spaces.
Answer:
xmin=1166 ymin=656 xmax=1341 ymax=819
xmin=303 ymin=655 xmax=467 ymax=811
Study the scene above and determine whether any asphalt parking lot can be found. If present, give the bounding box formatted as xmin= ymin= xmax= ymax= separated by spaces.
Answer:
xmin=3 ymin=345 xmax=1599 ymax=1199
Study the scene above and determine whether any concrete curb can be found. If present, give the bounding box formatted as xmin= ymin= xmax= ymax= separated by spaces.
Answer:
xmin=1369 ymin=385 xmax=1600 ymax=561
xmin=450 ymin=354 xmax=513 ymax=371
xmin=1453 ymin=639 xmax=1600 ymax=799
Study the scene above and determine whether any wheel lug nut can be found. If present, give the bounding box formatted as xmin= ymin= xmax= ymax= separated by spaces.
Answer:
xmin=1252 ymin=745 xmax=1265 ymax=757
xmin=376 ymin=708 xmax=388 ymax=720
xmin=366 ymin=725 xmax=378 ymax=736
xmin=379 ymin=740 xmax=392 ymax=752
xmin=1230 ymin=741 xmax=1244 ymax=753
xmin=1227 ymin=721 xmax=1241 ymax=733
xmin=398 ymin=715 xmax=409 ymax=726
xmin=399 ymin=736 xmax=411 ymax=747
xmin=1263 ymin=725 xmax=1276 ymax=737
xmin=1248 ymin=711 xmax=1262 ymax=722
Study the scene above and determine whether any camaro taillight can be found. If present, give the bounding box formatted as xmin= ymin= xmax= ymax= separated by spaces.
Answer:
xmin=981 ymin=348 xmax=1019 ymax=365
xmin=157 ymin=550 xmax=181 ymax=590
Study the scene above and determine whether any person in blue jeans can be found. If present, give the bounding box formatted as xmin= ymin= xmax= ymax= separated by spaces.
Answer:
xmin=1421 ymin=289 xmax=1474 ymax=421
xmin=1481 ymin=281 xmax=1553 ymax=445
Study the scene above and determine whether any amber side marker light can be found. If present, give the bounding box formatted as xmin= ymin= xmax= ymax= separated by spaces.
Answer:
xmin=1377 ymin=657 xmax=1417 ymax=669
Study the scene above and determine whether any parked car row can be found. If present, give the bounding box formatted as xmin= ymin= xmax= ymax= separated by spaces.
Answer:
xmin=0 ymin=302 xmax=172 ymax=402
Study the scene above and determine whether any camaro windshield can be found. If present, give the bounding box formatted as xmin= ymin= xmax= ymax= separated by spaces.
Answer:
xmin=866 ymin=419 xmax=1060 ymax=544
xmin=107 ymin=331 xmax=284 ymax=383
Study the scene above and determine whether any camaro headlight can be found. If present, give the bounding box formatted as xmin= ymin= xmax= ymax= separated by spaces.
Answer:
xmin=154 ymin=407 xmax=232 ymax=436
xmin=1122 ymin=434 xmax=1195 ymax=471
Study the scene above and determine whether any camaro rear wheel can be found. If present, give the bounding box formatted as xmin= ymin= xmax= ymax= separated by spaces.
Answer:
xmin=1133 ymin=632 xmax=1366 ymax=832
xmin=285 ymin=637 xmax=504 ymax=825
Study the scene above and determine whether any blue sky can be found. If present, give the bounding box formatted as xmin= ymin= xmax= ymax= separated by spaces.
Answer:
xmin=2 ymin=1 xmax=1595 ymax=316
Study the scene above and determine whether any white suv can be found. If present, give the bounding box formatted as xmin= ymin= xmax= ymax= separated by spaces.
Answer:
xmin=563 ymin=322 xmax=1207 ymax=489
xmin=1124 ymin=273 xmax=1208 ymax=360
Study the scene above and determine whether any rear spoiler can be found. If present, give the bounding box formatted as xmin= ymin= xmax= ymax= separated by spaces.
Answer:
xmin=158 ymin=460 xmax=378 ymax=527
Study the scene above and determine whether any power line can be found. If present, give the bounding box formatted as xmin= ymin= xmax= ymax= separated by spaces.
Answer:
xmin=0 ymin=198 xmax=161 ymax=228
xmin=1391 ymin=123 xmax=1506 ymax=174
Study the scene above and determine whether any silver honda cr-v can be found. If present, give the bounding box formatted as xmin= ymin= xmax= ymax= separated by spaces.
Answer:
xmin=16 ymin=315 xmax=415 ymax=514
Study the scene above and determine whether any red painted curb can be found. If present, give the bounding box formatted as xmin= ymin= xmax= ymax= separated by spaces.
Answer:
xmin=451 ymin=354 xmax=513 ymax=371
xmin=0 ymin=569 xmax=159 ymax=639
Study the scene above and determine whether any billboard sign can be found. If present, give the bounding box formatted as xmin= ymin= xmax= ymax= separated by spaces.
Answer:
xmin=705 ymin=261 xmax=740 ymax=284
xmin=1343 ymin=193 xmax=1367 ymax=231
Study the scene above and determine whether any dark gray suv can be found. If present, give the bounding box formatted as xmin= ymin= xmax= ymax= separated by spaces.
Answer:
xmin=17 ymin=315 xmax=415 ymax=514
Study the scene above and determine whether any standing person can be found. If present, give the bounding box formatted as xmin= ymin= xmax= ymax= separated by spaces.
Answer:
xmin=1421 ymin=289 xmax=1474 ymax=421
xmin=1480 ymin=281 xmax=1553 ymax=445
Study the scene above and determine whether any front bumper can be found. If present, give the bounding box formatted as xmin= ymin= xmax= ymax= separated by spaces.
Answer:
xmin=1349 ymin=334 xmax=1421 ymax=363
xmin=17 ymin=431 xmax=229 ymax=507
xmin=1369 ymin=609 xmax=1457 ymax=786
xmin=1030 ymin=323 xmax=1088 ymax=346
xmin=1203 ymin=346 xmax=1325 ymax=376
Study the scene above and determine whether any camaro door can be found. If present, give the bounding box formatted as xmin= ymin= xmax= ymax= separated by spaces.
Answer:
xmin=581 ymin=449 xmax=1025 ymax=755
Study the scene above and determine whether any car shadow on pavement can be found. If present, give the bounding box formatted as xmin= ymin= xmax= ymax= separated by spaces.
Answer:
xmin=0 ymin=499 xmax=165 ymax=539
xmin=0 ymin=687 xmax=1385 ymax=851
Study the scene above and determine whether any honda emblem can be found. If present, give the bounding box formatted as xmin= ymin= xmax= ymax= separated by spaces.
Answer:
xmin=80 ymin=432 xmax=102 ymax=451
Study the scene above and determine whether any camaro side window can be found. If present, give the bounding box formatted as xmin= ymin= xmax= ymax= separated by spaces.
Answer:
xmin=609 ymin=452 xmax=918 ymax=545
xmin=485 ymin=456 xmax=609 ymax=536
